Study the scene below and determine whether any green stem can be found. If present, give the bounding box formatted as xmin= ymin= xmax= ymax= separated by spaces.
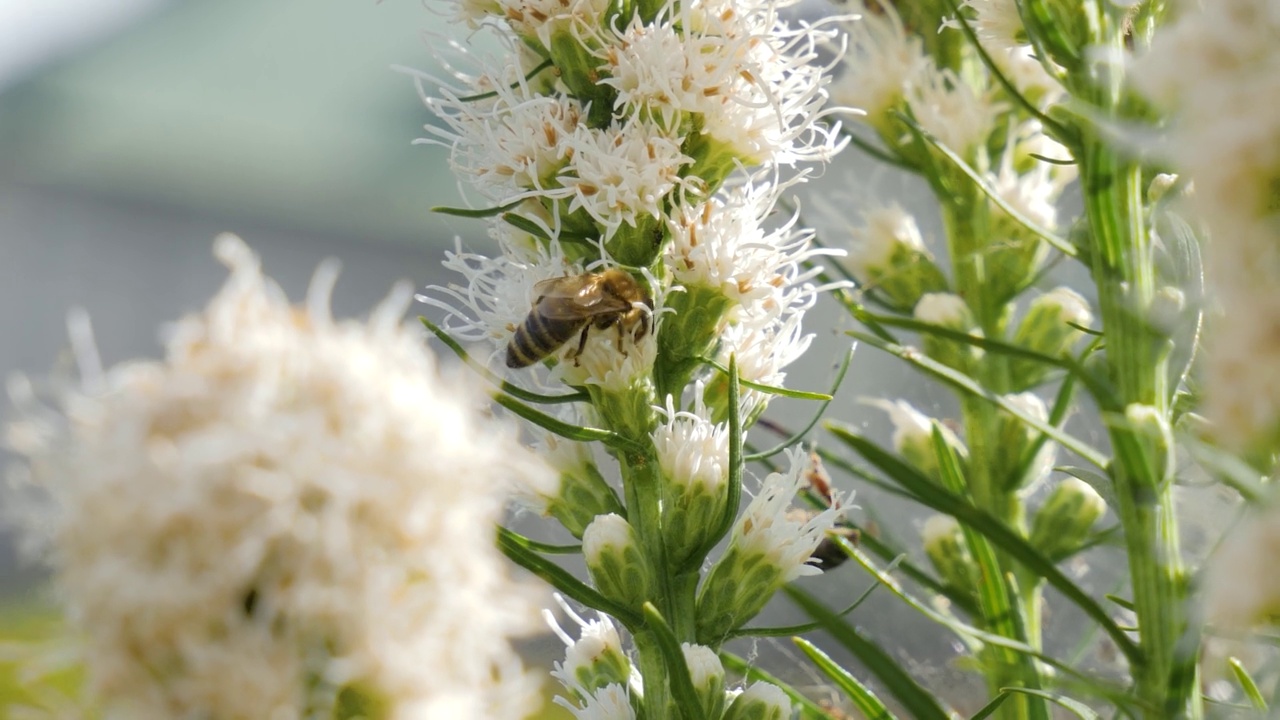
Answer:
xmin=1079 ymin=139 xmax=1191 ymax=719
xmin=1071 ymin=4 xmax=1195 ymax=713
xmin=621 ymin=449 xmax=676 ymax=720
xmin=943 ymin=200 xmax=1048 ymax=720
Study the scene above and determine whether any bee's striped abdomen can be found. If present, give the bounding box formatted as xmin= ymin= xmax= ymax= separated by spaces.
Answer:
xmin=506 ymin=313 xmax=585 ymax=368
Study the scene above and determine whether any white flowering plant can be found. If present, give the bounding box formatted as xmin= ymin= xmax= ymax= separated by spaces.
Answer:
xmin=774 ymin=0 xmax=1280 ymax=719
xmin=8 ymin=0 xmax=1280 ymax=718
xmin=407 ymin=0 xmax=858 ymax=715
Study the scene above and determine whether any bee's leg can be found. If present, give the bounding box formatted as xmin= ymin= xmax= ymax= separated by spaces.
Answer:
xmin=615 ymin=323 xmax=629 ymax=356
xmin=633 ymin=312 xmax=650 ymax=343
xmin=572 ymin=325 xmax=591 ymax=366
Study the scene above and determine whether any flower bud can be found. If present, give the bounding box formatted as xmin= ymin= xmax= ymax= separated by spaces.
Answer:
xmin=845 ymin=205 xmax=949 ymax=312
xmin=862 ymin=398 xmax=967 ymax=483
xmin=682 ymin=643 xmax=727 ymax=720
xmin=722 ymin=682 xmax=792 ymax=720
xmin=1149 ymin=286 xmax=1186 ymax=336
xmin=552 ymin=617 xmax=632 ymax=702
xmin=655 ymin=399 xmax=731 ymax=567
xmin=1123 ymin=403 xmax=1174 ymax=484
xmin=995 ymin=392 xmax=1056 ymax=492
xmin=1029 ymin=477 xmax=1106 ymax=561
xmin=583 ymin=514 xmax=652 ymax=610
xmin=657 ymin=285 xmax=735 ymax=393
xmin=1010 ymin=287 xmax=1092 ymax=390
xmin=696 ymin=451 xmax=840 ymax=642
xmin=922 ymin=514 xmax=977 ymax=599
xmin=539 ymin=438 xmax=624 ymax=539
xmin=1148 ymin=173 xmax=1179 ymax=204
xmin=915 ymin=293 xmax=982 ymax=372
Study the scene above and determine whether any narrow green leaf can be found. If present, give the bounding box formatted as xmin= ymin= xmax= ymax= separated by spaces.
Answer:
xmin=497 ymin=527 xmax=640 ymax=629
xmin=718 ymin=653 xmax=831 ymax=718
xmin=688 ymin=356 xmax=743 ymax=571
xmin=493 ymin=394 xmax=637 ymax=449
xmin=456 ymin=58 xmax=554 ymax=102
xmin=1001 ymin=688 xmax=1100 ymax=720
xmin=420 ymin=317 xmax=589 ymax=405
xmin=892 ymin=111 xmax=1078 ymax=259
xmin=844 ymin=543 xmax=1134 ymax=699
xmin=846 ymin=330 xmax=1109 ymax=467
xmin=731 ymin=556 xmax=893 ymax=639
xmin=854 ymin=313 xmax=1078 ymax=369
xmin=641 ymin=603 xmax=706 ymax=720
xmin=793 ymin=637 xmax=898 ymax=720
xmin=510 ymin=537 xmax=583 ymax=555
xmin=930 ymin=430 xmax=1051 ymax=720
xmin=1028 ymin=153 xmax=1076 ymax=166
xmin=1105 ymin=595 xmax=1135 ymax=612
xmin=938 ymin=0 xmax=1072 ymax=142
xmin=699 ymin=357 xmax=832 ymax=400
xmin=501 ymin=213 xmax=552 ymax=240
xmin=843 ymin=128 xmax=916 ymax=171
xmin=785 ymin=586 xmax=952 ymax=720
xmin=970 ymin=694 xmax=1012 ymax=720
xmin=826 ymin=427 xmax=1142 ymax=665
xmin=1229 ymin=657 xmax=1267 ymax=710
xmin=746 ymin=344 xmax=856 ymax=461
xmin=1054 ymin=466 xmax=1119 ymax=512
xmin=1014 ymin=369 xmax=1081 ymax=490
xmin=431 ymin=199 xmax=523 ymax=218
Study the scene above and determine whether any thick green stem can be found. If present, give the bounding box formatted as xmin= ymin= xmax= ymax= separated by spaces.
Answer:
xmin=943 ymin=200 xmax=1048 ymax=720
xmin=621 ymin=449 xmax=676 ymax=720
xmin=1079 ymin=139 xmax=1192 ymax=718
xmin=1069 ymin=3 xmax=1195 ymax=712
xmin=619 ymin=444 xmax=706 ymax=720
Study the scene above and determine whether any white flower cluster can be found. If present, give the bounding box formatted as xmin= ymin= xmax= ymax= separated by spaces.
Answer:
xmin=4 ymin=236 xmax=553 ymax=719
xmin=415 ymin=0 xmax=845 ymax=393
xmin=1134 ymin=0 xmax=1280 ymax=448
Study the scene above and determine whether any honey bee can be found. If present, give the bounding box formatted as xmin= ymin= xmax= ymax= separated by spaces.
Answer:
xmin=506 ymin=268 xmax=652 ymax=369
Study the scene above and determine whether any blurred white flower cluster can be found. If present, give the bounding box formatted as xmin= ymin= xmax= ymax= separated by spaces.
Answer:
xmin=1135 ymin=0 xmax=1280 ymax=449
xmin=5 ymin=236 xmax=553 ymax=719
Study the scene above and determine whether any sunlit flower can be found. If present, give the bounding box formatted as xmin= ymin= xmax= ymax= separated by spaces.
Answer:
xmin=722 ymin=448 xmax=843 ymax=582
xmin=830 ymin=3 xmax=928 ymax=126
xmin=909 ymin=62 xmax=1004 ymax=156
xmin=4 ymin=236 xmax=553 ymax=719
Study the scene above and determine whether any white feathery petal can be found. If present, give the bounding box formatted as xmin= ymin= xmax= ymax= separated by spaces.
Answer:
xmin=559 ymin=120 xmax=692 ymax=239
xmin=665 ymin=182 xmax=830 ymax=310
xmin=557 ymin=683 xmax=637 ymax=720
xmin=654 ymin=387 xmax=731 ymax=492
xmin=830 ymin=3 xmax=927 ymax=123
xmin=950 ymin=0 xmax=1026 ymax=53
xmin=730 ymin=448 xmax=843 ymax=581
xmin=909 ymin=61 xmax=1004 ymax=156
xmin=844 ymin=202 xmax=925 ymax=281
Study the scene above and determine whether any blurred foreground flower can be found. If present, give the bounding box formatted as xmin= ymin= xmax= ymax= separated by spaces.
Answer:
xmin=1134 ymin=0 xmax=1280 ymax=451
xmin=4 ymin=235 xmax=554 ymax=720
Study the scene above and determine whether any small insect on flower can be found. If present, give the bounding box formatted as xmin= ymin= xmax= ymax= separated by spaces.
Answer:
xmin=795 ymin=452 xmax=859 ymax=570
xmin=507 ymin=268 xmax=653 ymax=369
